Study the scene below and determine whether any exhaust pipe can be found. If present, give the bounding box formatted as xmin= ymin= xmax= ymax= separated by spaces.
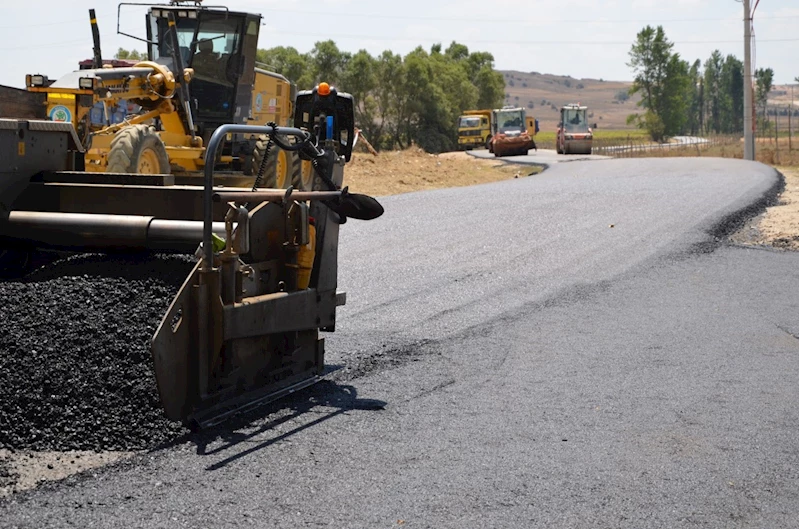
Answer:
xmin=89 ymin=9 xmax=103 ymax=69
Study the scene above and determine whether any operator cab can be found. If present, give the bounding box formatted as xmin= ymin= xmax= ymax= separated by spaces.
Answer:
xmin=494 ymin=109 xmax=527 ymax=136
xmin=561 ymin=105 xmax=589 ymax=133
xmin=146 ymin=6 xmax=261 ymax=141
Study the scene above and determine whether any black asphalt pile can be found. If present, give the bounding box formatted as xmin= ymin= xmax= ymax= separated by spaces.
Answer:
xmin=0 ymin=253 xmax=196 ymax=452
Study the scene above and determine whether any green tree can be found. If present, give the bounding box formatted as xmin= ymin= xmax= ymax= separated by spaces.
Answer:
xmin=720 ymin=55 xmax=743 ymax=133
xmin=444 ymin=41 xmax=469 ymax=62
xmin=341 ymin=50 xmax=378 ymax=141
xmin=308 ymin=40 xmax=348 ymax=85
xmin=255 ymin=40 xmax=506 ymax=152
xmin=114 ymin=48 xmax=144 ymax=60
xmin=755 ymin=67 xmax=774 ymax=131
xmin=687 ymin=59 xmax=703 ymax=135
xmin=661 ymin=54 xmax=691 ymax=136
xmin=627 ymin=26 xmax=690 ymax=140
xmin=703 ymin=50 xmax=725 ymax=133
xmin=256 ymin=46 xmax=311 ymax=89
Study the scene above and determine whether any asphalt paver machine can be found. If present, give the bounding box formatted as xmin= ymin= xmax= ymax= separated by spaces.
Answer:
xmin=0 ymin=81 xmax=383 ymax=428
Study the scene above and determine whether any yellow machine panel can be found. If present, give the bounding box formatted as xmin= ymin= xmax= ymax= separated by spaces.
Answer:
xmin=251 ymin=69 xmax=295 ymax=127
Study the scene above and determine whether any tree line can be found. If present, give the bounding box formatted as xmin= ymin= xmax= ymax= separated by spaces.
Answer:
xmin=627 ymin=26 xmax=776 ymax=142
xmin=257 ymin=41 xmax=505 ymax=152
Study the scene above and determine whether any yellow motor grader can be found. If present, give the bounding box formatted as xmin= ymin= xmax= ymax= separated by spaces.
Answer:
xmin=24 ymin=3 xmax=301 ymax=188
xmin=0 ymin=78 xmax=382 ymax=427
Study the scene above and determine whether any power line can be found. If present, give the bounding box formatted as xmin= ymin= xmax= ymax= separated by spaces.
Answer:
xmin=1 ymin=7 xmax=796 ymax=30
xmin=0 ymin=10 xmax=117 ymax=30
xmin=261 ymin=8 xmax=797 ymax=25
xmin=265 ymin=31 xmax=799 ymax=47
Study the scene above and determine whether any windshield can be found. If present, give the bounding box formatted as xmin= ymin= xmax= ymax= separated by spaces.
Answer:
xmin=563 ymin=108 xmax=589 ymax=132
xmin=496 ymin=111 xmax=525 ymax=133
xmin=191 ymin=18 xmax=241 ymax=86
xmin=151 ymin=12 xmax=241 ymax=86
xmin=459 ymin=117 xmax=481 ymax=128
xmin=152 ymin=16 xmax=198 ymax=65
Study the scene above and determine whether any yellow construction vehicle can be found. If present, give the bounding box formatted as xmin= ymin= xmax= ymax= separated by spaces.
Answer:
xmin=24 ymin=4 xmax=299 ymax=188
xmin=0 ymin=82 xmax=382 ymax=427
xmin=457 ymin=109 xmax=492 ymax=150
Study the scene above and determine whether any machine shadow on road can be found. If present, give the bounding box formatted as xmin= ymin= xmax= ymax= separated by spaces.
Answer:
xmin=182 ymin=379 xmax=386 ymax=471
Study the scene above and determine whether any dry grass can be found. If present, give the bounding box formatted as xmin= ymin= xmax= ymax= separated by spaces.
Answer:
xmin=628 ymin=137 xmax=799 ymax=168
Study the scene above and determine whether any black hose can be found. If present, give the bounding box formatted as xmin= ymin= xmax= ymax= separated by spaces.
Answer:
xmin=252 ymin=121 xmax=277 ymax=192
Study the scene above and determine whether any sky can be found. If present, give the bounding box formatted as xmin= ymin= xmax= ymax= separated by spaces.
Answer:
xmin=1 ymin=0 xmax=796 ymax=89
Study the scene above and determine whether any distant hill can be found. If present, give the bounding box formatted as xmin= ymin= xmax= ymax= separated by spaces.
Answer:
xmin=498 ymin=70 xmax=641 ymax=132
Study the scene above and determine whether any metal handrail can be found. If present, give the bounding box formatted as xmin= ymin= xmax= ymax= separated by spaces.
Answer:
xmin=202 ymin=124 xmax=316 ymax=268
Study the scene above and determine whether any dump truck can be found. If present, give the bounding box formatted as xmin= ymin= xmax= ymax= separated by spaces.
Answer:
xmin=488 ymin=106 xmax=537 ymax=157
xmin=22 ymin=4 xmax=299 ymax=188
xmin=0 ymin=77 xmax=383 ymax=428
xmin=456 ymin=109 xmax=492 ymax=150
xmin=556 ymin=103 xmax=593 ymax=155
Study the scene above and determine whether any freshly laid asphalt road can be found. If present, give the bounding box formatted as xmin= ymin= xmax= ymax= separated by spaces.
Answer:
xmin=470 ymin=146 xmax=607 ymax=165
xmin=3 ymin=158 xmax=799 ymax=528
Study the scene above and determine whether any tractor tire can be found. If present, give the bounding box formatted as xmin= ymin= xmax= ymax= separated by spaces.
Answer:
xmin=251 ymin=134 xmax=300 ymax=188
xmin=298 ymin=159 xmax=317 ymax=191
xmin=106 ymin=125 xmax=170 ymax=174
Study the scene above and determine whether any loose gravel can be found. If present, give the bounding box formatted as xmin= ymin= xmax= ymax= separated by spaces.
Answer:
xmin=0 ymin=253 xmax=195 ymax=452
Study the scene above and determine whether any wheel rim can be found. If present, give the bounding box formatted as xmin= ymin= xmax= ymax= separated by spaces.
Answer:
xmin=301 ymin=160 xmax=313 ymax=190
xmin=276 ymin=150 xmax=288 ymax=188
xmin=137 ymin=147 xmax=161 ymax=174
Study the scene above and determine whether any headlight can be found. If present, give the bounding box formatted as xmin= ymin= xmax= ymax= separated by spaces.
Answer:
xmin=151 ymin=9 xmax=161 ymax=17
xmin=27 ymin=74 xmax=47 ymax=87
xmin=188 ymin=10 xmax=197 ymax=19
xmin=78 ymin=77 xmax=95 ymax=90
xmin=178 ymin=10 xmax=188 ymax=17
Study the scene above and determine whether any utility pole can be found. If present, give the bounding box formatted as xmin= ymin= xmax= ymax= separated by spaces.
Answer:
xmin=790 ymin=85 xmax=794 ymax=152
xmin=743 ymin=0 xmax=755 ymax=160
xmin=775 ymin=105 xmax=780 ymax=164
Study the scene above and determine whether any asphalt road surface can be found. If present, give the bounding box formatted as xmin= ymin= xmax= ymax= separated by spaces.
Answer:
xmin=468 ymin=136 xmax=708 ymax=163
xmin=470 ymin=147 xmax=607 ymax=164
xmin=4 ymin=158 xmax=799 ymax=528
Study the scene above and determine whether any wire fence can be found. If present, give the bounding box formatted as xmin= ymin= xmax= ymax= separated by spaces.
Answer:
xmin=535 ymin=134 xmax=742 ymax=158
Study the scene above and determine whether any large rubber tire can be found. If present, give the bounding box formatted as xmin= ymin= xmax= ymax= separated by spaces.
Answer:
xmin=106 ymin=125 xmax=170 ymax=174
xmin=299 ymin=159 xmax=316 ymax=191
xmin=251 ymin=134 xmax=300 ymax=188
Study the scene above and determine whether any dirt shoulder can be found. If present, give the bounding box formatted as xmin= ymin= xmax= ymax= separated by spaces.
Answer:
xmin=343 ymin=148 xmax=541 ymax=197
xmin=731 ymin=167 xmax=799 ymax=250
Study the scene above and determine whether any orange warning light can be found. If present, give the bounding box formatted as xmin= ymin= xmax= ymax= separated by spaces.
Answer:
xmin=318 ymin=82 xmax=331 ymax=96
